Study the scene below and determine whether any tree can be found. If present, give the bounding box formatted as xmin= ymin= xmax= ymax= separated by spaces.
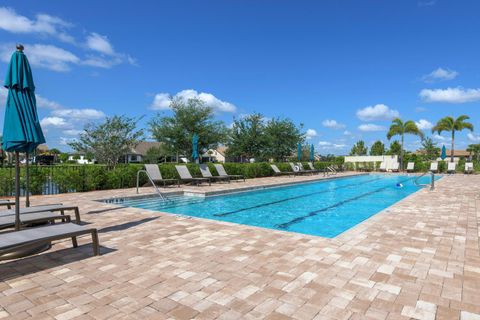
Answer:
xmin=387 ymin=141 xmax=402 ymax=156
xmin=59 ymin=153 xmax=69 ymax=163
xmin=263 ymin=117 xmax=304 ymax=161
xmin=69 ymin=115 xmax=144 ymax=168
xmin=369 ymin=141 xmax=385 ymax=156
xmin=149 ymin=98 xmax=228 ymax=162
xmin=387 ymin=118 xmax=423 ymax=170
xmin=226 ymin=113 xmax=266 ymax=161
xmin=420 ymin=137 xmax=440 ymax=160
xmin=350 ymin=140 xmax=368 ymax=156
xmin=432 ymin=115 xmax=474 ymax=162
xmin=143 ymin=146 xmax=167 ymax=164
xmin=467 ymin=144 xmax=480 ymax=161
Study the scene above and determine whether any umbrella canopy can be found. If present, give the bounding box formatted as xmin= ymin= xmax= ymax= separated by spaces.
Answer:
xmin=441 ymin=145 xmax=447 ymax=160
xmin=192 ymin=133 xmax=199 ymax=161
xmin=297 ymin=143 xmax=302 ymax=161
xmin=2 ymin=45 xmax=45 ymax=230
xmin=310 ymin=144 xmax=314 ymax=162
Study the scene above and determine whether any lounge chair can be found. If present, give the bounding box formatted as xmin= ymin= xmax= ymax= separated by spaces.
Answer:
xmin=378 ymin=162 xmax=387 ymax=172
xmin=199 ymin=164 xmax=230 ymax=183
xmin=289 ymin=162 xmax=312 ymax=175
xmin=307 ymin=162 xmax=323 ymax=174
xmin=0 ymin=211 xmax=71 ymax=230
xmin=390 ymin=162 xmax=400 ymax=172
xmin=144 ymin=164 xmax=179 ymax=187
xmin=465 ymin=162 xmax=474 ymax=174
xmin=0 ymin=223 xmax=100 ymax=257
xmin=430 ymin=162 xmax=438 ymax=173
xmin=0 ymin=204 xmax=81 ymax=223
xmin=270 ymin=164 xmax=293 ymax=176
xmin=406 ymin=162 xmax=415 ymax=172
xmin=213 ymin=164 xmax=245 ymax=182
xmin=297 ymin=163 xmax=319 ymax=174
xmin=175 ymin=165 xmax=211 ymax=186
xmin=0 ymin=200 xmax=13 ymax=209
xmin=447 ymin=162 xmax=456 ymax=174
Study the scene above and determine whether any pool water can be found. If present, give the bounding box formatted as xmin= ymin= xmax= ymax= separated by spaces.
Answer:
xmin=109 ymin=174 xmax=439 ymax=238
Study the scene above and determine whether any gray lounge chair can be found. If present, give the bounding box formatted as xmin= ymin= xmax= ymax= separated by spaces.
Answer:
xmin=145 ymin=164 xmax=179 ymax=187
xmin=213 ymin=164 xmax=245 ymax=182
xmin=0 ymin=200 xmax=13 ymax=209
xmin=199 ymin=164 xmax=230 ymax=183
xmin=0 ymin=223 xmax=100 ymax=257
xmin=297 ymin=163 xmax=318 ymax=174
xmin=307 ymin=162 xmax=323 ymax=174
xmin=0 ymin=204 xmax=81 ymax=223
xmin=289 ymin=162 xmax=312 ymax=175
xmin=270 ymin=164 xmax=293 ymax=176
xmin=0 ymin=211 xmax=71 ymax=230
xmin=175 ymin=165 xmax=211 ymax=186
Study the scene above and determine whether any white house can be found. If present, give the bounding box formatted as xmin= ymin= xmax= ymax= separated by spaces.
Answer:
xmin=67 ymin=153 xmax=95 ymax=164
xmin=201 ymin=146 xmax=228 ymax=163
xmin=123 ymin=141 xmax=164 ymax=163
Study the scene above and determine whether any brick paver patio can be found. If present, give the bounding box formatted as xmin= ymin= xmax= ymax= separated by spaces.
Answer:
xmin=1 ymin=173 xmax=479 ymax=319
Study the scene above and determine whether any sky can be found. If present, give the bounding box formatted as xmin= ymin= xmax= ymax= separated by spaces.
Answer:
xmin=1 ymin=0 xmax=480 ymax=155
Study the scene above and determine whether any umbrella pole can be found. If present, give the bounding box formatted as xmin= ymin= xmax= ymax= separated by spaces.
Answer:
xmin=26 ymin=152 xmax=30 ymax=207
xmin=15 ymin=151 xmax=20 ymax=231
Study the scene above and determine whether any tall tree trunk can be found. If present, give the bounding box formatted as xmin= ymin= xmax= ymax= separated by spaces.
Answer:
xmin=400 ymin=133 xmax=404 ymax=171
xmin=451 ymin=130 xmax=455 ymax=162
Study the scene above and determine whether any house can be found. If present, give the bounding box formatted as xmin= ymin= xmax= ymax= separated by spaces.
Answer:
xmin=123 ymin=141 xmax=164 ymax=163
xmin=201 ymin=146 xmax=228 ymax=163
xmin=68 ymin=153 xmax=95 ymax=164
xmin=438 ymin=149 xmax=471 ymax=162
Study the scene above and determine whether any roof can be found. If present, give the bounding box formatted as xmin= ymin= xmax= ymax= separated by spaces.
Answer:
xmin=128 ymin=141 xmax=163 ymax=155
xmin=445 ymin=149 xmax=470 ymax=157
xmin=216 ymin=146 xmax=227 ymax=156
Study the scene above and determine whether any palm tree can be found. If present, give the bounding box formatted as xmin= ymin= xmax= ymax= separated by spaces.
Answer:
xmin=432 ymin=115 xmax=474 ymax=162
xmin=387 ymin=118 xmax=424 ymax=170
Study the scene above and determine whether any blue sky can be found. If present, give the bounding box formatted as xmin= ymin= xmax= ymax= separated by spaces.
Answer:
xmin=1 ymin=0 xmax=480 ymax=154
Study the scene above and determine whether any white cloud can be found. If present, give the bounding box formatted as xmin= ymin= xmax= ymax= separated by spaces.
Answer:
xmin=318 ymin=141 xmax=346 ymax=149
xmin=63 ymin=129 xmax=83 ymax=136
xmin=305 ymin=129 xmax=318 ymax=139
xmin=356 ymin=104 xmax=399 ymax=121
xmin=59 ymin=137 xmax=77 ymax=145
xmin=432 ymin=134 xmax=447 ymax=141
xmin=467 ymin=133 xmax=480 ymax=142
xmin=415 ymin=119 xmax=433 ymax=130
xmin=418 ymin=0 xmax=436 ymax=7
xmin=322 ymin=119 xmax=345 ymax=129
xmin=343 ymin=130 xmax=352 ymax=136
xmin=415 ymin=106 xmax=427 ymax=113
xmin=422 ymin=68 xmax=458 ymax=82
xmin=40 ymin=116 xmax=68 ymax=127
xmin=36 ymin=94 xmax=63 ymax=109
xmin=0 ymin=86 xmax=7 ymax=106
xmin=420 ymin=87 xmax=480 ymax=103
xmin=358 ymin=124 xmax=386 ymax=132
xmin=52 ymin=108 xmax=105 ymax=120
xmin=86 ymin=32 xmax=114 ymax=55
xmin=150 ymin=89 xmax=236 ymax=113
xmin=318 ymin=141 xmax=331 ymax=146
xmin=0 ymin=7 xmax=74 ymax=43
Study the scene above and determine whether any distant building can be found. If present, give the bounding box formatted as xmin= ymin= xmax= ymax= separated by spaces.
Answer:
xmin=414 ymin=149 xmax=471 ymax=162
xmin=123 ymin=141 xmax=164 ymax=163
xmin=202 ymin=146 xmax=229 ymax=163
xmin=68 ymin=153 xmax=95 ymax=164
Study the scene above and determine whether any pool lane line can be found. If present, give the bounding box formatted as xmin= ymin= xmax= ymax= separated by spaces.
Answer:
xmin=276 ymin=177 xmax=414 ymax=229
xmin=213 ymin=177 xmax=383 ymax=217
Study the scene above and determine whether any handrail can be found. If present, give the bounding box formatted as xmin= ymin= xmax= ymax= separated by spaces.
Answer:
xmin=327 ymin=165 xmax=337 ymax=175
xmin=136 ymin=170 xmax=167 ymax=201
xmin=414 ymin=171 xmax=435 ymax=190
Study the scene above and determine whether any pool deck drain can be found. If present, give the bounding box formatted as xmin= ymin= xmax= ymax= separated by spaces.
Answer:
xmin=1 ymin=172 xmax=479 ymax=319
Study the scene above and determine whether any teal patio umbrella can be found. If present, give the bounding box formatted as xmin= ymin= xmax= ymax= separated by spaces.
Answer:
xmin=192 ymin=133 xmax=199 ymax=163
xmin=297 ymin=143 xmax=302 ymax=161
xmin=310 ymin=144 xmax=314 ymax=162
xmin=2 ymin=45 xmax=45 ymax=230
xmin=441 ymin=145 xmax=447 ymax=160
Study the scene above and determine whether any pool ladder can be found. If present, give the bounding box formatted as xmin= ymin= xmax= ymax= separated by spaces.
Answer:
xmin=136 ymin=170 xmax=168 ymax=201
xmin=414 ymin=171 xmax=435 ymax=190
xmin=325 ymin=165 xmax=337 ymax=176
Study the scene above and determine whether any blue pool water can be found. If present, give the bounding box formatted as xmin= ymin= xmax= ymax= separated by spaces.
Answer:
xmin=108 ymin=174 xmax=439 ymax=238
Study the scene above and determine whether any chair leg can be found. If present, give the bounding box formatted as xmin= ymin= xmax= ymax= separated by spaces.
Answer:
xmin=92 ymin=230 xmax=100 ymax=256
xmin=74 ymin=208 xmax=81 ymax=224
xmin=71 ymin=236 xmax=78 ymax=247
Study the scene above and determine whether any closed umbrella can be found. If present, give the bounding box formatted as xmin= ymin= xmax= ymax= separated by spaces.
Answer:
xmin=192 ymin=133 xmax=199 ymax=163
xmin=297 ymin=143 xmax=302 ymax=161
xmin=310 ymin=144 xmax=314 ymax=162
xmin=441 ymin=145 xmax=447 ymax=160
xmin=2 ymin=45 xmax=45 ymax=230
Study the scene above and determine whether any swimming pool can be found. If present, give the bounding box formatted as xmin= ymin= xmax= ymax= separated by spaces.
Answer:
xmin=106 ymin=174 xmax=439 ymax=238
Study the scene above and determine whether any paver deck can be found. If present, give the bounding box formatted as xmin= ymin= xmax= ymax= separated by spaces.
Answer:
xmin=1 ymin=173 xmax=479 ymax=319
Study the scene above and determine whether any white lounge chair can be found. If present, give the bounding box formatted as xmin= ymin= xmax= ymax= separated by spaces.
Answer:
xmin=270 ymin=164 xmax=293 ymax=176
xmin=378 ymin=162 xmax=387 ymax=172
xmin=430 ymin=162 xmax=438 ymax=173
xmin=406 ymin=162 xmax=415 ymax=172
xmin=447 ymin=162 xmax=456 ymax=174
xmin=390 ymin=162 xmax=400 ymax=172
xmin=465 ymin=162 xmax=474 ymax=174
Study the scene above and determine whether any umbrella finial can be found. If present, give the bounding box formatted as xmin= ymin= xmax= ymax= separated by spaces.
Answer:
xmin=16 ymin=44 xmax=24 ymax=52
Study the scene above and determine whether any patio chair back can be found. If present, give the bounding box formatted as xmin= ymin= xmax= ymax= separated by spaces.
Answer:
xmin=270 ymin=164 xmax=281 ymax=173
xmin=406 ymin=162 xmax=414 ymax=170
xmin=199 ymin=164 xmax=214 ymax=178
xmin=145 ymin=164 xmax=163 ymax=181
xmin=430 ymin=162 xmax=438 ymax=171
xmin=297 ymin=163 xmax=305 ymax=170
xmin=448 ymin=162 xmax=456 ymax=171
xmin=175 ymin=165 xmax=194 ymax=179
xmin=307 ymin=162 xmax=316 ymax=170
xmin=214 ymin=164 xmax=228 ymax=176
xmin=390 ymin=162 xmax=399 ymax=171
xmin=289 ymin=162 xmax=300 ymax=172
xmin=465 ymin=162 xmax=474 ymax=171
xmin=379 ymin=162 xmax=386 ymax=170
